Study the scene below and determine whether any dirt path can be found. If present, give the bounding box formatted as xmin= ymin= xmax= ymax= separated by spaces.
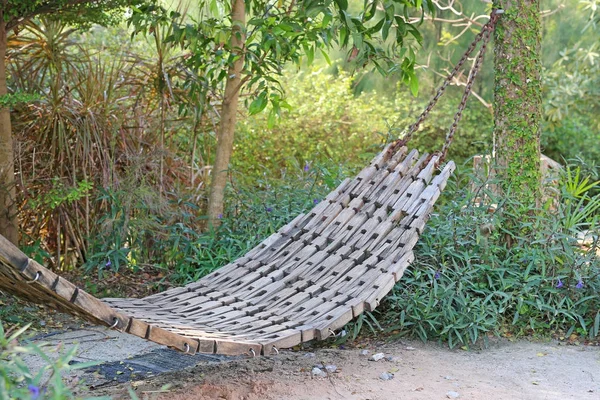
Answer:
xmin=99 ymin=339 xmax=600 ymax=400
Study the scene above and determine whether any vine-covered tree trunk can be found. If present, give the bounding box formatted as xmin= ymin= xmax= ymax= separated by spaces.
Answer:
xmin=493 ymin=1 xmax=542 ymax=208
xmin=207 ymin=0 xmax=245 ymax=226
xmin=0 ymin=18 xmax=18 ymax=244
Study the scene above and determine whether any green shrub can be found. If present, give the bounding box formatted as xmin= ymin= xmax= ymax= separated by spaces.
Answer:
xmin=170 ymin=161 xmax=344 ymax=284
xmin=234 ymin=68 xmax=391 ymax=180
xmin=0 ymin=322 xmax=106 ymax=400
xmin=234 ymin=68 xmax=494 ymax=184
xmin=542 ymin=114 xmax=600 ymax=167
xmin=381 ymin=163 xmax=600 ymax=347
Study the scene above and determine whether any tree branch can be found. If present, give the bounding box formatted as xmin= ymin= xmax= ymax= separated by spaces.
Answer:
xmin=6 ymin=0 xmax=110 ymax=32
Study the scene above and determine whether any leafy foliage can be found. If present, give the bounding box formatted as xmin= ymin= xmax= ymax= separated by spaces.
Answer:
xmin=9 ymin=17 xmax=202 ymax=270
xmin=2 ymin=0 xmax=143 ymax=31
xmin=88 ymin=159 xmax=342 ymax=283
xmin=235 ymin=67 xmax=493 ymax=182
xmin=0 ymin=322 xmax=107 ymax=400
xmin=381 ymin=164 xmax=600 ymax=347
xmin=128 ymin=0 xmax=433 ymax=124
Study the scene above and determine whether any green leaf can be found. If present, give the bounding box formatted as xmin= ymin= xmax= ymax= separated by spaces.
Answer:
xmin=364 ymin=0 xmax=378 ymax=22
xmin=408 ymin=24 xmax=423 ymax=44
xmin=335 ymin=0 xmax=349 ymax=12
xmin=409 ymin=71 xmax=419 ymax=97
xmin=248 ymin=91 xmax=268 ymax=115
xmin=382 ymin=19 xmax=392 ymax=41
xmin=304 ymin=44 xmax=315 ymax=66
xmin=320 ymin=49 xmax=332 ymax=65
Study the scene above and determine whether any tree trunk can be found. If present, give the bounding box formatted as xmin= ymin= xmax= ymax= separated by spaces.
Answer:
xmin=493 ymin=1 xmax=542 ymax=208
xmin=0 ymin=19 xmax=18 ymax=244
xmin=207 ymin=0 xmax=245 ymax=227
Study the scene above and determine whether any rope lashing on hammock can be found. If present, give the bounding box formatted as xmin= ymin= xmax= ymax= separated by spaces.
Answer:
xmin=388 ymin=8 xmax=504 ymax=165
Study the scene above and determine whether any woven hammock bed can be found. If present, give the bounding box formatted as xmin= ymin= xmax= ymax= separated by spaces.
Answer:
xmin=0 ymin=144 xmax=454 ymax=355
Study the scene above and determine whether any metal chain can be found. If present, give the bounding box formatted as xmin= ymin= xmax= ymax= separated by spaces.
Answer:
xmin=437 ymin=11 xmax=501 ymax=165
xmin=388 ymin=9 xmax=503 ymax=159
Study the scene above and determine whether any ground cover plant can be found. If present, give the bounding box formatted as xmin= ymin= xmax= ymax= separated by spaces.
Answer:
xmin=0 ymin=322 xmax=109 ymax=400
xmin=0 ymin=1 xmax=599 ymax=396
xmin=0 ymin=0 xmax=599 ymax=361
xmin=381 ymin=162 xmax=600 ymax=348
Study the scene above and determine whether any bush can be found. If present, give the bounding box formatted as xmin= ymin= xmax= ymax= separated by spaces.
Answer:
xmin=234 ymin=68 xmax=494 ymax=184
xmin=0 ymin=322 xmax=106 ymax=400
xmin=169 ymin=161 xmax=344 ymax=284
xmin=381 ymin=163 xmax=600 ymax=348
xmin=542 ymin=114 xmax=600 ymax=167
xmin=82 ymin=157 xmax=343 ymax=286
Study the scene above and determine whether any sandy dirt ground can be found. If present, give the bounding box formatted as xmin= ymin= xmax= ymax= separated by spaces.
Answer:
xmin=94 ymin=338 xmax=600 ymax=400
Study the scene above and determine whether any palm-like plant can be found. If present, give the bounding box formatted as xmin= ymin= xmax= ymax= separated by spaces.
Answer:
xmin=8 ymin=16 xmax=213 ymax=271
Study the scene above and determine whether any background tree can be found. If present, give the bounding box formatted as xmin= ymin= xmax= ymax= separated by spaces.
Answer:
xmin=0 ymin=0 xmax=146 ymax=245
xmin=132 ymin=0 xmax=435 ymax=226
xmin=207 ymin=0 xmax=245 ymax=225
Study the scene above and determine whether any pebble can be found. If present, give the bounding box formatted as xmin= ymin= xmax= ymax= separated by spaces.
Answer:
xmin=304 ymin=352 xmax=316 ymax=358
xmin=325 ymin=365 xmax=337 ymax=373
xmin=311 ymin=367 xmax=327 ymax=378
xmin=359 ymin=350 xmax=370 ymax=356
xmin=313 ymin=363 xmax=324 ymax=369
xmin=446 ymin=391 xmax=460 ymax=399
xmin=379 ymin=372 xmax=394 ymax=381
xmin=385 ymin=356 xmax=400 ymax=362
xmin=369 ymin=353 xmax=385 ymax=362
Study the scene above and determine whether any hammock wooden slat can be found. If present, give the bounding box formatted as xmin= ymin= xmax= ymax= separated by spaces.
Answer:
xmin=0 ymin=145 xmax=454 ymax=356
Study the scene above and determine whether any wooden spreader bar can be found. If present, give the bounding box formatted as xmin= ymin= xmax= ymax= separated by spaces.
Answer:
xmin=0 ymin=146 xmax=454 ymax=355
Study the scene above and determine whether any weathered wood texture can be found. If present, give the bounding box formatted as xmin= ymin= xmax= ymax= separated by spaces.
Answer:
xmin=0 ymin=145 xmax=454 ymax=356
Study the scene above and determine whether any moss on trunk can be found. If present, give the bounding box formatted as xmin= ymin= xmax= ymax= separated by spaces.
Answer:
xmin=493 ymin=0 xmax=542 ymax=209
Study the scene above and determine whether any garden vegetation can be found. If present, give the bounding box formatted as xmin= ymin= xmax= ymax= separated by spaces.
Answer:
xmin=0 ymin=0 xmax=599 ymax=396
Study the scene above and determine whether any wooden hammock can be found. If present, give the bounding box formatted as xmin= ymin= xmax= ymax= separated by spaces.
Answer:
xmin=0 ymin=8 xmax=504 ymax=357
xmin=0 ymin=145 xmax=454 ymax=355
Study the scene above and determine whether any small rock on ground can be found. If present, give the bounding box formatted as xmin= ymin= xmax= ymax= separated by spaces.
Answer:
xmin=380 ymin=372 xmax=394 ymax=381
xmin=311 ymin=367 xmax=327 ymax=378
xmin=369 ymin=353 xmax=385 ymax=362
xmin=446 ymin=391 xmax=460 ymax=398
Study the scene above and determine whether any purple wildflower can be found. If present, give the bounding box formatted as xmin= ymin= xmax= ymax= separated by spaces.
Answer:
xmin=217 ymin=213 xmax=223 ymax=219
xmin=105 ymin=260 xmax=111 ymax=268
xmin=28 ymin=385 xmax=41 ymax=399
xmin=304 ymin=163 xmax=310 ymax=172
xmin=266 ymin=207 xmax=273 ymax=213
xmin=313 ymin=199 xmax=320 ymax=205
xmin=434 ymin=271 xmax=441 ymax=280
xmin=556 ymin=279 xmax=564 ymax=289
xmin=576 ymin=280 xmax=584 ymax=289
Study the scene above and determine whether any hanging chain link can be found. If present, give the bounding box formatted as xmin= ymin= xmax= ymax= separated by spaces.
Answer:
xmin=388 ymin=9 xmax=503 ymax=163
